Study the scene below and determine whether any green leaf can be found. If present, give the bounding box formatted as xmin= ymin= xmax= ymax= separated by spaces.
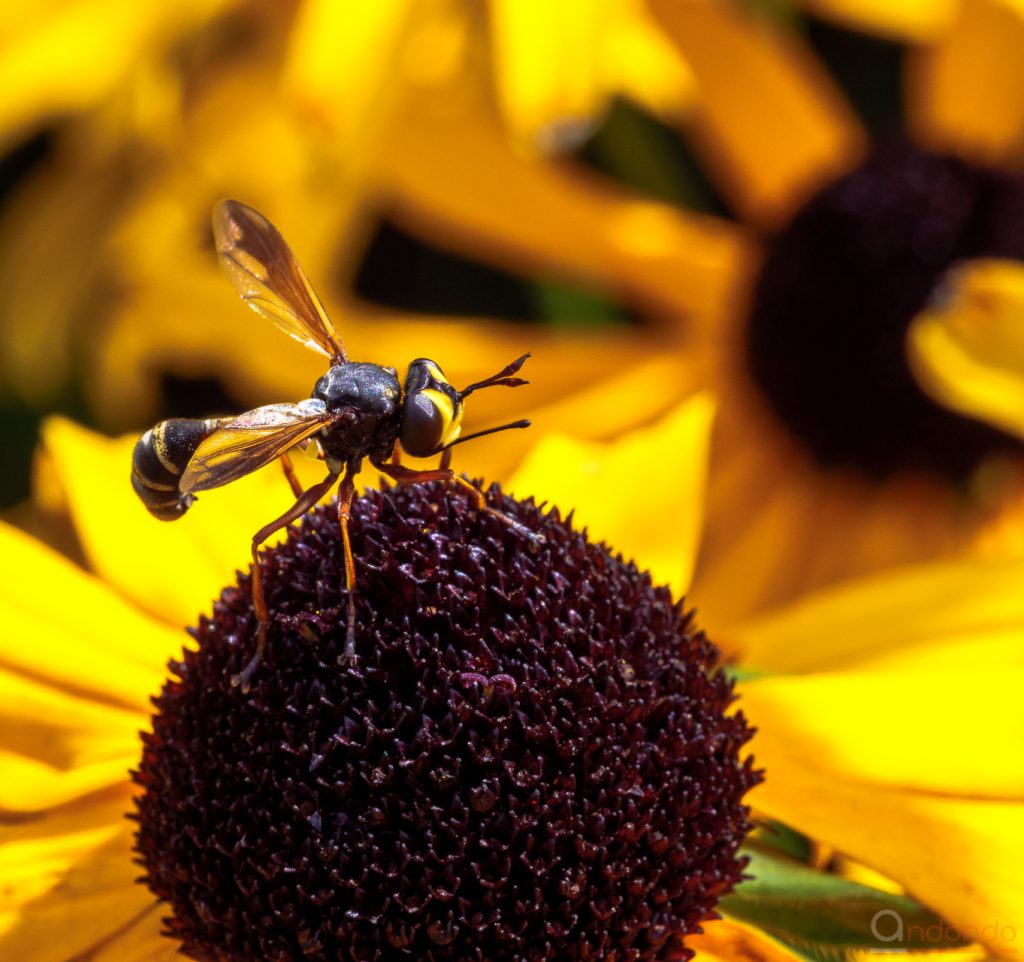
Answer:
xmin=721 ymin=664 xmax=772 ymax=684
xmin=723 ymin=841 xmax=971 ymax=953
xmin=532 ymin=278 xmax=631 ymax=328
xmin=749 ymin=820 xmax=815 ymax=864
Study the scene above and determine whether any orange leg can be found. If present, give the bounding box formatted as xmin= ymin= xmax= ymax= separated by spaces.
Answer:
xmin=336 ymin=464 xmax=359 ymax=665
xmin=233 ymin=470 xmax=340 ymax=692
xmin=279 ymin=451 xmax=304 ymax=498
xmin=378 ymin=462 xmax=543 ymax=544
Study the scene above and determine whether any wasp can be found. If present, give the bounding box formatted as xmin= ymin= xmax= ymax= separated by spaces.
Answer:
xmin=132 ymin=200 xmax=536 ymax=691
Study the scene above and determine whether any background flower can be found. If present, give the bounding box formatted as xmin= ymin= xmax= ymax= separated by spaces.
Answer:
xmin=7 ymin=0 xmax=1024 ymax=627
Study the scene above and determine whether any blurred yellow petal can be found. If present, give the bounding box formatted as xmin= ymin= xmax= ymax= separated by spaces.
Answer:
xmin=0 ymin=667 xmax=140 ymax=813
xmin=40 ymin=417 xmax=324 ymax=630
xmin=0 ymin=752 xmax=133 ymax=817
xmin=908 ymin=0 xmax=1024 ymax=166
xmin=491 ymin=0 xmax=609 ymax=148
xmin=285 ymin=0 xmax=413 ymax=141
xmin=379 ymin=78 xmax=751 ymax=320
xmin=749 ymin=720 xmax=1024 ymax=958
xmin=508 ymin=393 xmax=715 ymax=598
xmin=88 ymin=909 xmax=177 ymax=962
xmin=800 ymin=0 xmax=959 ymax=42
xmin=909 ymin=258 xmax=1024 ymax=440
xmin=602 ymin=3 xmax=696 ymax=120
xmin=691 ymin=916 xmax=806 ymax=962
xmin=742 ymin=669 xmax=1024 ymax=797
xmin=733 ymin=552 xmax=1024 ymax=672
xmin=648 ymin=0 xmax=866 ymax=229
xmin=693 ymin=389 xmax=971 ymax=632
xmin=0 ymin=150 xmax=126 ymax=408
xmin=0 ymin=786 xmax=158 ymax=962
xmin=0 ymin=0 xmax=230 ymax=145
xmin=490 ymin=0 xmax=694 ymax=150
xmin=0 ymin=520 xmax=177 ymax=710
xmin=463 ymin=350 xmax=700 ymax=483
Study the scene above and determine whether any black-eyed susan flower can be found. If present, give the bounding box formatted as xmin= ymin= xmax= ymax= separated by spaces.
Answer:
xmin=333 ymin=0 xmax=1024 ymax=629
xmin=3 ymin=402 xmax=1022 ymax=959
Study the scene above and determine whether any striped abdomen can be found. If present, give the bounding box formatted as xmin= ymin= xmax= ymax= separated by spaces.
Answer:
xmin=131 ymin=418 xmax=221 ymax=521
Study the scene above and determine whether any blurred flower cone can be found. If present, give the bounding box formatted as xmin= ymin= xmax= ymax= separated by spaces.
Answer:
xmin=2 ymin=404 xmax=1023 ymax=958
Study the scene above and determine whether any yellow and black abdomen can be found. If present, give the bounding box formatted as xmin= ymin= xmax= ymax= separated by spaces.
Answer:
xmin=131 ymin=418 xmax=221 ymax=521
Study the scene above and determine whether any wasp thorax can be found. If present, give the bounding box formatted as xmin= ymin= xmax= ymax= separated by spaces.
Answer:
xmin=133 ymin=481 xmax=758 ymax=962
xmin=312 ymin=362 xmax=401 ymax=417
xmin=309 ymin=362 xmax=403 ymax=464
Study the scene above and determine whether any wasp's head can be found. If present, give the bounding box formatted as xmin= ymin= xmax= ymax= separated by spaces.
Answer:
xmin=399 ymin=359 xmax=464 ymax=459
xmin=399 ymin=353 xmax=534 ymax=460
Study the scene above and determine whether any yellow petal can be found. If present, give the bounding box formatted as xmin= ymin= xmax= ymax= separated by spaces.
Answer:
xmin=800 ymin=0 xmax=958 ymax=42
xmin=490 ymin=0 xmax=693 ymax=150
xmin=603 ymin=3 xmax=697 ymax=121
xmin=379 ymin=77 xmax=751 ymax=321
xmin=0 ymin=751 xmax=134 ymax=816
xmin=750 ymin=724 xmax=1024 ymax=958
xmin=648 ymin=0 xmax=866 ymax=229
xmin=691 ymin=916 xmax=806 ymax=962
xmin=284 ymin=0 xmax=414 ymax=152
xmin=733 ymin=552 xmax=1024 ymax=672
xmin=0 ymin=520 xmax=178 ymax=711
xmin=508 ymin=393 xmax=715 ymax=599
xmin=0 ymin=0 xmax=227 ymax=144
xmin=459 ymin=351 xmax=700 ymax=485
xmin=40 ymin=417 xmax=320 ymax=630
xmin=0 ymin=785 xmax=159 ymax=962
xmin=491 ymin=0 xmax=609 ymax=148
xmin=0 ymin=666 xmax=141 ymax=813
xmin=742 ymin=668 xmax=1024 ymax=797
xmin=89 ymin=906 xmax=177 ymax=962
xmin=908 ymin=259 xmax=1024 ymax=440
xmin=908 ymin=0 xmax=1024 ymax=166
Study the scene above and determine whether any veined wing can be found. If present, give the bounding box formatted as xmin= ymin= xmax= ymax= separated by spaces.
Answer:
xmin=212 ymin=199 xmax=346 ymax=362
xmin=181 ymin=403 xmax=335 ymax=494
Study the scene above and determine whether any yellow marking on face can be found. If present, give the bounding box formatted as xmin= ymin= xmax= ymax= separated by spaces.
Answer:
xmin=421 ymin=387 xmax=463 ymax=446
xmin=424 ymin=361 xmax=447 ymax=384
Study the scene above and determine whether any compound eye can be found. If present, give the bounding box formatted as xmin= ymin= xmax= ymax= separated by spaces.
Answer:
xmin=401 ymin=392 xmax=444 ymax=458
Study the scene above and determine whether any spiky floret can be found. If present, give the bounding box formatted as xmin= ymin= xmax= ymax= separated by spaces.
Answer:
xmin=133 ymin=481 xmax=758 ymax=962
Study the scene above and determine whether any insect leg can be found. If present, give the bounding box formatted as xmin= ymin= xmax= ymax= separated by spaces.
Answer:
xmin=233 ymin=470 xmax=340 ymax=692
xmin=378 ymin=462 xmax=543 ymax=544
xmin=438 ymin=446 xmax=452 ymax=471
xmin=336 ymin=463 xmax=359 ymax=666
xmin=279 ymin=451 xmax=304 ymax=498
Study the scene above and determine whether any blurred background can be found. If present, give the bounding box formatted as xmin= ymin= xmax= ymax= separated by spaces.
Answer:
xmin=5 ymin=0 xmax=1024 ymax=626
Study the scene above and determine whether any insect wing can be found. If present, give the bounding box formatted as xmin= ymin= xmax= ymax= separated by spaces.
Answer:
xmin=212 ymin=200 xmax=346 ymax=361
xmin=180 ymin=403 xmax=334 ymax=494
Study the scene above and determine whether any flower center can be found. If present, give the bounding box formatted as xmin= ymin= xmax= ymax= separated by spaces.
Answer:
xmin=133 ymin=482 xmax=757 ymax=962
xmin=746 ymin=140 xmax=1024 ymax=480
